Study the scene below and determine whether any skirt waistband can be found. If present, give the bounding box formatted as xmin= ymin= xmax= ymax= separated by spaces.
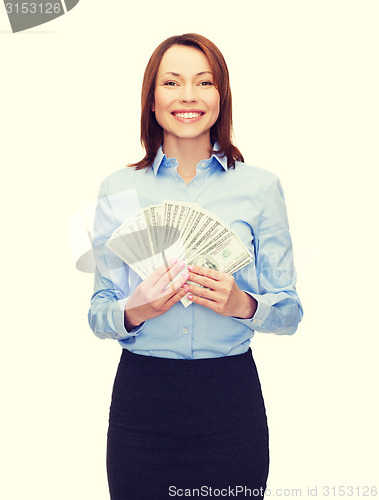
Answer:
xmin=120 ymin=347 xmax=255 ymax=378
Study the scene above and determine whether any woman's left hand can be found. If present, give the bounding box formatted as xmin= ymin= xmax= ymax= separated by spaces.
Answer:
xmin=186 ymin=265 xmax=258 ymax=319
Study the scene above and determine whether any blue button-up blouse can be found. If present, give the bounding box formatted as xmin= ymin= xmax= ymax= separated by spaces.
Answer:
xmin=88 ymin=145 xmax=303 ymax=359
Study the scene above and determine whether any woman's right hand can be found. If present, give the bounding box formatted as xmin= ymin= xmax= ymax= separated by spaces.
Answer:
xmin=124 ymin=260 xmax=189 ymax=331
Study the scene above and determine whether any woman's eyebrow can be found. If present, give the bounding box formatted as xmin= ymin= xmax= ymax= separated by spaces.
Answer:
xmin=160 ymin=71 xmax=213 ymax=78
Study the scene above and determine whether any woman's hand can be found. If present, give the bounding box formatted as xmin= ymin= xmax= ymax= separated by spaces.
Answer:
xmin=124 ymin=260 xmax=190 ymax=331
xmin=186 ymin=265 xmax=258 ymax=319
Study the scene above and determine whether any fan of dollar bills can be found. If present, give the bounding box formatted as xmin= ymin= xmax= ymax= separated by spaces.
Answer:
xmin=105 ymin=200 xmax=252 ymax=307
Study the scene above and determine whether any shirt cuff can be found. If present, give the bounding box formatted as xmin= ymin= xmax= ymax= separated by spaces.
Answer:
xmin=231 ymin=291 xmax=271 ymax=328
xmin=114 ymin=298 xmax=145 ymax=337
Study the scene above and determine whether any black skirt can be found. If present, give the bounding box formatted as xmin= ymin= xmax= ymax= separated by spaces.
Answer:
xmin=106 ymin=348 xmax=269 ymax=499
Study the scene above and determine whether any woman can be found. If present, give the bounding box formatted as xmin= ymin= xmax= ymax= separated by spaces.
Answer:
xmin=88 ymin=33 xmax=303 ymax=499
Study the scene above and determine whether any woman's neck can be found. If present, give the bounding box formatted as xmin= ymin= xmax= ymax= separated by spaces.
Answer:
xmin=162 ymin=134 xmax=213 ymax=177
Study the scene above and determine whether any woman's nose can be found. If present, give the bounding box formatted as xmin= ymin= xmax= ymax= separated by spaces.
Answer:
xmin=179 ymin=85 xmax=197 ymax=103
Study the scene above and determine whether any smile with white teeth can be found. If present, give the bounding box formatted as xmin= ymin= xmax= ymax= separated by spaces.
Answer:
xmin=172 ymin=112 xmax=203 ymax=119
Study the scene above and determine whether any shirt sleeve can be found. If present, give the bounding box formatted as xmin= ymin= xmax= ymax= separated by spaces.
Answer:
xmin=87 ymin=179 xmax=145 ymax=340
xmin=232 ymin=175 xmax=303 ymax=335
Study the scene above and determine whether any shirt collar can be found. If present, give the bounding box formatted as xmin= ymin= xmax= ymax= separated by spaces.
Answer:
xmin=151 ymin=142 xmax=228 ymax=175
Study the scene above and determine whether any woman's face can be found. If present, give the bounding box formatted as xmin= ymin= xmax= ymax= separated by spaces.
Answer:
xmin=153 ymin=45 xmax=220 ymax=143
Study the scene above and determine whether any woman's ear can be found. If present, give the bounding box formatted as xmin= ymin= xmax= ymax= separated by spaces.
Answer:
xmin=151 ymin=99 xmax=155 ymax=112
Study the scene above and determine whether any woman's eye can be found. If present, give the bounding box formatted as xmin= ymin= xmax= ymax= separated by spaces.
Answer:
xmin=199 ymin=81 xmax=213 ymax=86
xmin=164 ymin=81 xmax=178 ymax=87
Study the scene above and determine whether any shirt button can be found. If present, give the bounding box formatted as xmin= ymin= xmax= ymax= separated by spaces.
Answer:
xmin=182 ymin=328 xmax=188 ymax=334
xmin=201 ymin=162 xmax=206 ymax=167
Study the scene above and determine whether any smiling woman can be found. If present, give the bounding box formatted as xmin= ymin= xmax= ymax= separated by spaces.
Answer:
xmin=130 ymin=33 xmax=244 ymax=174
xmin=153 ymin=46 xmax=220 ymax=141
xmin=152 ymin=45 xmax=221 ymax=181
xmin=88 ymin=33 xmax=303 ymax=500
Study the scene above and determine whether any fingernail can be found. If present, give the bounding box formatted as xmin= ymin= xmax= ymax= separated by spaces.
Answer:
xmin=179 ymin=260 xmax=186 ymax=268
xmin=187 ymin=265 xmax=193 ymax=270
xmin=187 ymin=294 xmax=193 ymax=300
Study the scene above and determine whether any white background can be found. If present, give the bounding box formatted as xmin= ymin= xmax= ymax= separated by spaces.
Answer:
xmin=1 ymin=1 xmax=378 ymax=498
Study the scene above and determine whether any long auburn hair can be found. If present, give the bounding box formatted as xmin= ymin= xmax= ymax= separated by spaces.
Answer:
xmin=128 ymin=33 xmax=244 ymax=170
